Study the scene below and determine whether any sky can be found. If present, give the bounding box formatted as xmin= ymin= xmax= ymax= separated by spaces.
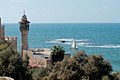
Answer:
xmin=0 ymin=0 xmax=120 ymax=23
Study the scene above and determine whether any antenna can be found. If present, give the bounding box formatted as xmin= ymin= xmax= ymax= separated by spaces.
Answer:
xmin=23 ymin=10 xmax=25 ymax=15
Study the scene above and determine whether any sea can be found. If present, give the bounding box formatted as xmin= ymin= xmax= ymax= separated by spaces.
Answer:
xmin=5 ymin=23 xmax=120 ymax=71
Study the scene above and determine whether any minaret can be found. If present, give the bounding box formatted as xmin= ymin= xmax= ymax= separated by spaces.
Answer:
xmin=19 ymin=12 xmax=30 ymax=57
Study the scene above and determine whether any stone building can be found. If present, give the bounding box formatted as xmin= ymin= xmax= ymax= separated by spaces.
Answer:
xmin=23 ymin=48 xmax=51 ymax=67
xmin=19 ymin=13 xmax=52 ymax=67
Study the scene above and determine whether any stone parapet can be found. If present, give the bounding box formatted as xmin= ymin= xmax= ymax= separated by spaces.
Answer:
xmin=5 ymin=36 xmax=17 ymax=50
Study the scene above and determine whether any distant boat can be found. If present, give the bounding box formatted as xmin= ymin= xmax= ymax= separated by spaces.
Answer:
xmin=71 ymin=39 xmax=78 ymax=49
xmin=61 ymin=40 xmax=65 ymax=43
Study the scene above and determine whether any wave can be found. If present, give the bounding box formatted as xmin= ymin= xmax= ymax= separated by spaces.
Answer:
xmin=85 ymin=45 xmax=120 ymax=48
xmin=77 ymin=42 xmax=92 ymax=46
xmin=54 ymin=38 xmax=89 ymax=42
xmin=75 ymin=39 xmax=89 ymax=42
xmin=46 ymin=40 xmax=71 ymax=45
xmin=55 ymin=38 xmax=73 ymax=42
xmin=46 ymin=38 xmax=90 ymax=45
xmin=47 ymin=38 xmax=89 ymax=42
xmin=46 ymin=38 xmax=120 ymax=49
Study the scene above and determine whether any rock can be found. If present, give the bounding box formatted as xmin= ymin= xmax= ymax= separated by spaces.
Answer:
xmin=0 ymin=77 xmax=14 ymax=80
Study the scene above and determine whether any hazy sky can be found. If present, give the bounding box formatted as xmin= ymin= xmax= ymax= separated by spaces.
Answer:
xmin=0 ymin=0 xmax=120 ymax=23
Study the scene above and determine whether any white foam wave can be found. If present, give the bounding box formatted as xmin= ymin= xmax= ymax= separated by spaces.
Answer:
xmin=85 ymin=45 xmax=120 ymax=48
xmin=46 ymin=39 xmax=91 ymax=46
xmin=55 ymin=38 xmax=73 ymax=42
xmin=46 ymin=40 xmax=71 ymax=44
xmin=47 ymin=38 xmax=89 ymax=43
xmin=46 ymin=39 xmax=120 ymax=49
xmin=77 ymin=42 xmax=92 ymax=46
xmin=76 ymin=39 xmax=89 ymax=42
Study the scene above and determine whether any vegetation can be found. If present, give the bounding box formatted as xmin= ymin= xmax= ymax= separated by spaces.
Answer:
xmin=0 ymin=42 xmax=120 ymax=80
xmin=30 ymin=67 xmax=51 ymax=80
xmin=48 ymin=51 xmax=113 ymax=80
xmin=51 ymin=45 xmax=65 ymax=64
xmin=0 ymin=41 xmax=32 ymax=80
xmin=30 ymin=50 xmax=120 ymax=80
xmin=112 ymin=72 xmax=120 ymax=80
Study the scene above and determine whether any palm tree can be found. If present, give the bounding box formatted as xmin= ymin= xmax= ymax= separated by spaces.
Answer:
xmin=51 ymin=45 xmax=65 ymax=64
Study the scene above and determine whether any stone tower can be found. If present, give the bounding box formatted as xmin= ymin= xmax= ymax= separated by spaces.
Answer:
xmin=19 ymin=12 xmax=30 ymax=57
xmin=0 ymin=18 xmax=5 ymax=42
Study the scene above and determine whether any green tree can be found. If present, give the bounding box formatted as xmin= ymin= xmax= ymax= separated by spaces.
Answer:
xmin=81 ymin=54 xmax=112 ymax=80
xmin=49 ymin=51 xmax=85 ymax=80
xmin=112 ymin=72 xmax=120 ymax=80
xmin=102 ymin=75 xmax=110 ymax=80
xmin=49 ymin=51 xmax=113 ymax=80
xmin=51 ymin=45 xmax=65 ymax=64
xmin=0 ymin=41 xmax=32 ymax=80
xmin=30 ymin=67 xmax=51 ymax=80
